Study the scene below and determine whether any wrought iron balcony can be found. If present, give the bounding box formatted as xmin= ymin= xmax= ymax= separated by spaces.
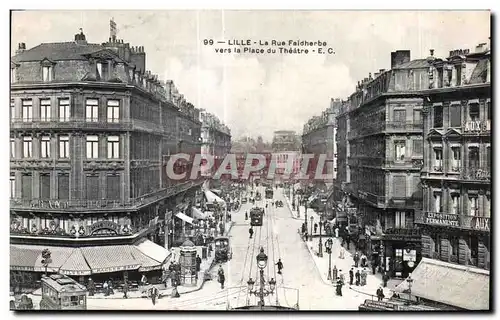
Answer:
xmin=460 ymin=166 xmax=491 ymax=182
xmin=10 ymin=180 xmax=202 ymax=212
xmin=385 ymin=121 xmax=423 ymax=132
xmin=385 ymin=159 xmax=423 ymax=169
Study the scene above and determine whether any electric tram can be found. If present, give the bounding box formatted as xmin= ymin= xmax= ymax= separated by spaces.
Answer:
xmin=250 ymin=207 xmax=264 ymax=226
xmin=39 ymin=274 xmax=87 ymax=310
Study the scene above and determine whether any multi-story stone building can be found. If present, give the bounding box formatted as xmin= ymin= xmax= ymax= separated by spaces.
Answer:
xmin=9 ymin=28 xmax=203 ymax=285
xmin=417 ymin=44 xmax=491 ymax=271
xmin=199 ymin=111 xmax=231 ymax=177
xmin=272 ymin=130 xmax=300 ymax=152
xmin=302 ymin=98 xmax=341 ymax=184
xmin=338 ymin=50 xmax=431 ymax=278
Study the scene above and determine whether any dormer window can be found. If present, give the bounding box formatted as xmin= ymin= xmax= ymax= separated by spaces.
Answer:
xmin=11 ymin=66 xmax=17 ymax=84
xmin=96 ymin=61 xmax=109 ymax=81
xmin=42 ymin=66 xmax=53 ymax=82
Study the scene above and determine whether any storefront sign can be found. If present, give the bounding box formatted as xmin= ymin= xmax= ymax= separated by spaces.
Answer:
xmin=59 ymin=270 xmax=92 ymax=276
xmin=139 ymin=265 xmax=162 ymax=272
xmin=92 ymin=264 xmax=140 ymax=274
xmin=88 ymin=220 xmax=121 ymax=235
xmin=424 ymin=212 xmax=460 ymax=227
xmin=362 ymin=300 xmax=396 ymax=310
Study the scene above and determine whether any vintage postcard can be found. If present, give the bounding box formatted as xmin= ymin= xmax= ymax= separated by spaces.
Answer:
xmin=9 ymin=10 xmax=491 ymax=311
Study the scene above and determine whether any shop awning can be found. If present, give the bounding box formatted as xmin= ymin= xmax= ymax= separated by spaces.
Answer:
xmin=204 ymin=190 xmax=226 ymax=206
xmin=80 ymin=246 xmax=141 ymax=274
xmin=192 ymin=207 xmax=208 ymax=220
xmin=134 ymin=238 xmax=169 ymax=265
xmin=131 ymin=247 xmax=163 ymax=272
xmin=10 ymin=245 xmax=74 ymax=273
xmin=59 ymin=249 xmax=91 ymax=276
xmin=394 ymin=258 xmax=490 ymax=310
xmin=10 ymin=245 xmax=42 ymax=272
xmin=175 ymin=212 xmax=194 ymax=225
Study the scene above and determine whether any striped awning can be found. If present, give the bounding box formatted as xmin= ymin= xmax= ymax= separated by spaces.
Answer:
xmin=134 ymin=238 xmax=169 ymax=266
xmin=10 ymin=245 xmax=73 ymax=273
xmin=205 ymin=190 xmax=226 ymax=206
xmin=59 ymin=249 xmax=91 ymax=276
xmin=192 ymin=207 xmax=208 ymax=220
xmin=80 ymin=246 xmax=141 ymax=274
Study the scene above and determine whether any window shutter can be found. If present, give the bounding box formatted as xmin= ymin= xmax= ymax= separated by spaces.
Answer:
xmin=22 ymin=175 xmax=32 ymax=199
xmin=107 ymin=175 xmax=120 ymax=200
xmin=393 ymin=176 xmax=406 ymax=198
xmin=86 ymin=175 xmax=99 ymax=200
xmin=40 ymin=174 xmax=51 ymax=199
xmin=449 ymin=104 xmax=461 ymax=127
xmin=58 ymin=174 xmax=69 ymax=200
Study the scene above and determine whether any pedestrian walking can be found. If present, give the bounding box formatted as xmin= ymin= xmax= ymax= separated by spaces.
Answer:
xmin=361 ymin=268 xmax=367 ymax=286
xmin=208 ymin=243 xmax=213 ymax=257
xmin=361 ymin=254 xmax=367 ymax=268
xmin=276 ymin=259 xmax=284 ymax=275
xmin=314 ymin=223 xmax=318 ymax=234
xmin=346 ymin=234 xmax=351 ymax=250
xmin=218 ymin=265 xmax=225 ymax=289
xmin=339 ymin=270 xmax=345 ymax=285
xmin=355 ymin=269 xmax=360 ymax=286
xmin=196 ymin=254 xmax=202 ymax=272
xmin=335 ymin=277 xmax=343 ymax=296
xmin=108 ymin=279 xmax=115 ymax=295
xmin=349 ymin=268 xmax=354 ymax=286
xmin=371 ymin=261 xmax=377 ymax=275
xmin=150 ymin=286 xmax=159 ymax=305
xmin=382 ymin=271 xmax=389 ymax=288
xmin=123 ymin=280 xmax=129 ymax=299
xmin=335 ymin=227 xmax=339 ymax=238
xmin=249 ymin=227 xmax=254 ymax=239
xmin=87 ymin=277 xmax=95 ymax=296
xmin=376 ymin=287 xmax=385 ymax=301
xmin=353 ymin=251 xmax=360 ymax=267
xmin=141 ymin=274 xmax=148 ymax=286
xmin=339 ymin=246 xmax=345 ymax=259
xmin=103 ymin=281 xmax=109 ymax=296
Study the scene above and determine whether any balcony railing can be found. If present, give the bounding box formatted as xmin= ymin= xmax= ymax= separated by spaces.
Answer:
xmin=388 ymin=197 xmax=423 ymax=208
xmin=10 ymin=180 xmax=201 ymax=211
xmin=460 ymin=166 xmax=491 ymax=182
xmin=462 ymin=120 xmax=491 ymax=134
xmin=358 ymin=191 xmax=385 ymax=207
xmin=385 ymin=159 xmax=423 ymax=169
xmin=415 ymin=211 xmax=490 ymax=232
xmin=385 ymin=121 xmax=423 ymax=131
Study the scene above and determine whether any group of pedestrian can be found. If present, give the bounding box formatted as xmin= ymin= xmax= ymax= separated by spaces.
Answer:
xmin=348 ymin=267 xmax=368 ymax=286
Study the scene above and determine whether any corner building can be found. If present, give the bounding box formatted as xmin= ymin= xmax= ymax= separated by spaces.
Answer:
xmin=417 ymin=45 xmax=491 ymax=270
xmin=9 ymin=30 xmax=203 ymax=286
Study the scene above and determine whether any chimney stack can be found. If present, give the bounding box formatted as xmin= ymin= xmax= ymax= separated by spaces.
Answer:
xmin=391 ymin=50 xmax=411 ymax=69
xmin=16 ymin=42 xmax=26 ymax=55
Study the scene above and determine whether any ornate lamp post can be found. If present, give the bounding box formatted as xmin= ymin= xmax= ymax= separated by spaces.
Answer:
xmin=247 ymin=247 xmax=276 ymax=308
xmin=318 ymin=221 xmax=323 ymax=257
xmin=406 ymin=273 xmax=414 ymax=302
xmin=325 ymin=238 xmax=333 ymax=280
xmin=309 ymin=216 xmax=314 ymax=241
xmin=41 ymin=248 xmax=52 ymax=276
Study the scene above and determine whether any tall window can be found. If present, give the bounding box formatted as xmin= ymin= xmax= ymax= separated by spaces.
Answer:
xmin=469 ymin=196 xmax=478 ymax=216
xmin=451 ymin=194 xmax=460 ymax=215
xmin=413 ymin=109 xmax=422 ymax=124
xmin=469 ymin=103 xmax=480 ymax=121
xmin=393 ymin=109 xmax=406 ymax=122
xmin=451 ymin=147 xmax=461 ymax=170
xmin=487 ymin=102 xmax=491 ymax=121
xmin=107 ymin=100 xmax=120 ymax=123
xmin=393 ymin=176 xmax=406 ymax=198
xmin=40 ymin=136 xmax=51 ymax=158
xmin=433 ymin=148 xmax=443 ymax=170
xmin=394 ymin=140 xmax=406 ymax=161
xmin=433 ymin=234 xmax=441 ymax=255
xmin=468 ymin=147 xmax=480 ymax=168
xmin=96 ymin=61 xmax=109 ymax=80
xmin=10 ymin=99 xmax=15 ymax=120
xmin=22 ymin=136 xmax=32 ymax=158
xmin=42 ymin=66 xmax=53 ymax=82
xmin=22 ymin=100 xmax=33 ymax=122
xmin=40 ymin=174 xmax=51 ymax=199
xmin=11 ymin=67 xmax=17 ymax=83
xmin=433 ymin=105 xmax=443 ymax=128
xmin=10 ymin=138 xmax=15 ymax=158
xmin=395 ymin=211 xmax=406 ymax=228
xmin=107 ymin=136 xmax=120 ymax=159
xmin=449 ymin=104 xmax=461 ymax=127
xmin=58 ymin=174 xmax=69 ymax=200
xmin=107 ymin=175 xmax=121 ymax=200
xmin=86 ymin=136 xmax=99 ymax=159
xmin=412 ymin=139 xmax=423 ymax=156
xmin=85 ymin=99 xmax=99 ymax=122
xmin=59 ymin=135 xmax=69 ymax=158
xmin=40 ymin=99 xmax=51 ymax=122
xmin=21 ymin=174 xmax=32 ymax=199
xmin=10 ymin=176 xmax=15 ymax=198
xmin=434 ymin=192 xmax=442 ymax=212
xmin=59 ymin=99 xmax=70 ymax=122
xmin=486 ymin=147 xmax=491 ymax=171
xmin=450 ymin=236 xmax=459 ymax=256
xmin=484 ymin=195 xmax=491 ymax=218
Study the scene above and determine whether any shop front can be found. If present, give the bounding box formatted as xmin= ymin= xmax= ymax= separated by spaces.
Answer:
xmin=382 ymin=229 xmax=422 ymax=278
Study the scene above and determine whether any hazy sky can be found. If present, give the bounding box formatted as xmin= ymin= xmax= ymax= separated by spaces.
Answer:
xmin=11 ymin=10 xmax=490 ymax=140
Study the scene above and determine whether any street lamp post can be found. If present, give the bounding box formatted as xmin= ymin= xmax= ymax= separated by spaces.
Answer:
xmin=407 ymin=273 xmax=414 ymax=302
xmin=325 ymin=238 xmax=333 ymax=280
xmin=247 ymin=247 xmax=276 ymax=308
xmin=318 ymin=221 xmax=323 ymax=257
xmin=310 ymin=216 xmax=314 ymax=241
xmin=304 ymin=202 xmax=308 ymax=229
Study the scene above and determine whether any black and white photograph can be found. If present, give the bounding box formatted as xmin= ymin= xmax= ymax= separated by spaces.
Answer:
xmin=7 ymin=9 xmax=491 ymax=311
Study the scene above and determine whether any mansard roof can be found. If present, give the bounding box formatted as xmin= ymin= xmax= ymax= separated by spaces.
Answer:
xmin=11 ymin=42 xmax=104 ymax=63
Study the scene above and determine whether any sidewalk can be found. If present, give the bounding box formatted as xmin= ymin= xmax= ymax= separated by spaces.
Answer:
xmin=25 ymin=221 xmax=236 ymax=302
xmin=303 ymin=236 xmax=402 ymax=301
